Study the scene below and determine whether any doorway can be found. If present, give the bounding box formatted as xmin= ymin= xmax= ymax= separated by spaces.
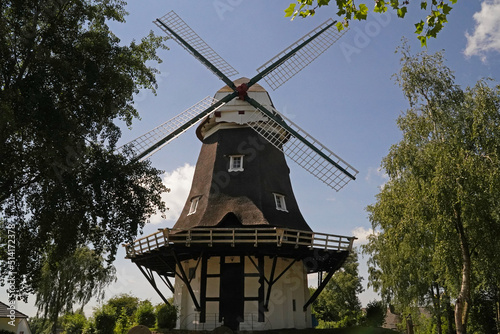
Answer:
xmin=219 ymin=257 xmax=244 ymax=330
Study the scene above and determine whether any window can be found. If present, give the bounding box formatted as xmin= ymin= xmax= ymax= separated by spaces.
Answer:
xmin=188 ymin=196 xmax=200 ymax=215
xmin=228 ymin=155 xmax=244 ymax=172
xmin=273 ymin=193 xmax=288 ymax=212
xmin=189 ymin=267 xmax=196 ymax=280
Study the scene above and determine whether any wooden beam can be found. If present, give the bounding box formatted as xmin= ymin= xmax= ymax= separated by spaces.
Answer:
xmin=136 ymin=264 xmax=171 ymax=306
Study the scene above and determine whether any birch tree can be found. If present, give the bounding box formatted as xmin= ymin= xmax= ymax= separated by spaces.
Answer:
xmin=365 ymin=44 xmax=500 ymax=334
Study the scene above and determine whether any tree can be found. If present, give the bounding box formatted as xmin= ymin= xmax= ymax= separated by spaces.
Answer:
xmin=363 ymin=300 xmax=387 ymax=327
xmin=365 ymin=43 xmax=500 ymax=334
xmin=155 ymin=303 xmax=177 ymax=330
xmin=135 ymin=300 xmax=156 ymax=328
xmin=106 ymin=293 xmax=139 ymax=319
xmin=114 ymin=308 xmax=131 ymax=334
xmin=29 ymin=317 xmax=52 ymax=334
xmin=62 ymin=311 xmax=88 ymax=334
xmin=35 ymin=247 xmax=116 ymax=334
xmin=312 ymin=250 xmax=364 ymax=328
xmin=0 ymin=0 xmax=168 ymax=300
xmin=94 ymin=305 xmax=116 ymax=334
xmin=284 ymin=0 xmax=457 ymax=46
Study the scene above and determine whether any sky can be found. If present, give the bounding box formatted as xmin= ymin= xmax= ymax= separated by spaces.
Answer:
xmin=6 ymin=0 xmax=500 ymax=319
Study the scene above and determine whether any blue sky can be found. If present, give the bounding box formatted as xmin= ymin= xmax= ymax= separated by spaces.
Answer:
xmin=7 ymin=0 xmax=500 ymax=318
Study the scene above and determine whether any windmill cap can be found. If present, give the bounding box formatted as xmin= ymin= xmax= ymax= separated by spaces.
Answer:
xmin=216 ymin=77 xmax=267 ymax=93
xmin=196 ymin=77 xmax=274 ymax=141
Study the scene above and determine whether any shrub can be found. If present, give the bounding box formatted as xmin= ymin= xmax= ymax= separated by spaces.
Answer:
xmin=155 ymin=303 xmax=177 ymax=330
xmin=62 ymin=312 xmax=87 ymax=334
xmin=364 ymin=300 xmax=387 ymax=327
xmin=0 ymin=330 xmax=16 ymax=334
xmin=94 ymin=305 xmax=116 ymax=334
xmin=135 ymin=300 xmax=156 ymax=328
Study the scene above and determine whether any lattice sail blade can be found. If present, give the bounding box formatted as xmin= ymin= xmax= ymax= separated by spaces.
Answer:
xmin=154 ymin=11 xmax=238 ymax=82
xmin=256 ymin=19 xmax=348 ymax=91
xmin=117 ymin=97 xmax=222 ymax=160
xmin=245 ymin=107 xmax=358 ymax=191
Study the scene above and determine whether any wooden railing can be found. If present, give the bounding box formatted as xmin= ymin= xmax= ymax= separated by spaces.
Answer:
xmin=124 ymin=227 xmax=355 ymax=258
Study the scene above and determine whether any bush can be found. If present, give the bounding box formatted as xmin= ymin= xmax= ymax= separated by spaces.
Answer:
xmin=363 ymin=300 xmax=387 ymax=327
xmin=135 ymin=300 xmax=156 ymax=328
xmin=94 ymin=305 xmax=116 ymax=334
xmin=114 ymin=308 xmax=132 ymax=334
xmin=62 ymin=312 xmax=87 ymax=334
xmin=155 ymin=303 xmax=177 ymax=330
xmin=0 ymin=330 xmax=16 ymax=334
xmin=82 ymin=318 xmax=96 ymax=334
xmin=28 ymin=317 xmax=51 ymax=334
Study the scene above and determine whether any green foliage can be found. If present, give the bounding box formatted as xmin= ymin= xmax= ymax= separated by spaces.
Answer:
xmin=284 ymin=1 xmax=457 ymax=45
xmin=312 ymin=251 xmax=364 ymax=328
xmin=0 ymin=330 xmax=16 ymax=334
xmin=135 ymin=300 xmax=156 ymax=328
xmin=114 ymin=308 xmax=132 ymax=334
xmin=363 ymin=300 xmax=386 ymax=327
xmin=0 ymin=0 xmax=168 ymax=300
xmin=364 ymin=42 xmax=500 ymax=334
xmin=468 ymin=287 xmax=500 ymax=334
xmin=82 ymin=318 xmax=96 ymax=334
xmin=62 ymin=312 xmax=88 ymax=334
xmin=94 ymin=305 xmax=116 ymax=334
xmin=106 ymin=294 xmax=139 ymax=319
xmin=28 ymin=317 xmax=52 ymax=334
xmin=155 ymin=303 xmax=178 ymax=330
xmin=35 ymin=247 xmax=116 ymax=334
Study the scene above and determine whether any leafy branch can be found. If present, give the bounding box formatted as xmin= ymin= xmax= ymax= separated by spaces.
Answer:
xmin=284 ymin=0 xmax=458 ymax=46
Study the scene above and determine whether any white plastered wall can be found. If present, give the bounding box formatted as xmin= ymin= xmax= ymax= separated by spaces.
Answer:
xmin=174 ymin=255 xmax=312 ymax=331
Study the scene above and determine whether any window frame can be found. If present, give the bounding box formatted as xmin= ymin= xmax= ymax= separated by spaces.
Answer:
xmin=228 ymin=155 xmax=244 ymax=172
xmin=273 ymin=193 xmax=288 ymax=212
xmin=188 ymin=196 xmax=201 ymax=215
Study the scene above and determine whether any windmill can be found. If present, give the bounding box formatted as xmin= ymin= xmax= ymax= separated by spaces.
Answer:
xmin=123 ymin=11 xmax=358 ymax=331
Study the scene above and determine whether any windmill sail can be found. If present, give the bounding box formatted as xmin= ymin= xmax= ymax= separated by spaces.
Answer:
xmin=244 ymin=99 xmax=358 ymax=191
xmin=117 ymin=97 xmax=224 ymax=160
xmin=255 ymin=19 xmax=349 ymax=91
xmin=155 ymin=11 xmax=238 ymax=88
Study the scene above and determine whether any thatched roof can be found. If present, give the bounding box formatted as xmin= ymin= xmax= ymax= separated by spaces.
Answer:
xmin=173 ymin=127 xmax=311 ymax=231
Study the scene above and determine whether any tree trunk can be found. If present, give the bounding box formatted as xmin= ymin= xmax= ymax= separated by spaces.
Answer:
xmin=432 ymin=283 xmax=443 ymax=334
xmin=454 ymin=204 xmax=471 ymax=334
xmin=443 ymin=295 xmax=455 ymax=334
xmin=495 ymin=287 xmax=500 ymax=334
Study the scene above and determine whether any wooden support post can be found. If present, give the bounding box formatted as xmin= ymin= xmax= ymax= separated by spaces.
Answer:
xmin=173 ymin=253 xmax=201 ymax=311
xmin=200 ymin=254 xmax=208 ymax=323
xmin=136 ymin=264 xmax=171 ymax=306
xmin=264 ymin=256 xmax=278 ymax=311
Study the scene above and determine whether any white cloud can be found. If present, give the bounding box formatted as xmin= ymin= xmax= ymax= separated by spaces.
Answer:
xmin=149 ymin=163 xmax=195 ymax=224
xmin=464 ymin=0 xmax=500 ymax=61
xmin=365 ymin=166 xmax=388 ymax=189
xmin=351 ymin=226 xmax=378 ymax=245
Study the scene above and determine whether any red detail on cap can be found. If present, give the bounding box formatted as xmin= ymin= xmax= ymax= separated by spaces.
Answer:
xmin=236 ymin=83 xmax=248 ymax=100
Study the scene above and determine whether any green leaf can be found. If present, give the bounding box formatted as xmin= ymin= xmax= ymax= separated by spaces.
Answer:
xmin=440 ymin=3 xmax=452 ymax=15
xmin=317 ymin=0 xmax=330 ymax=6
xmin=418 ymin=35 xmax=427 ymax=47
xmin=284 ymin=3 xmax=296 ymax=17
xmin=354 ymin=3 xmax=368 ymax=20
xmin=415 ymin=20 xmax=425 ymax=34
xmin=397 ymin=6 xmax=407 ymax=18
xmin=374 ymin=2 xmax=388 ymax=13
xmin=336 ymin=21 xmax=345 ymax=31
